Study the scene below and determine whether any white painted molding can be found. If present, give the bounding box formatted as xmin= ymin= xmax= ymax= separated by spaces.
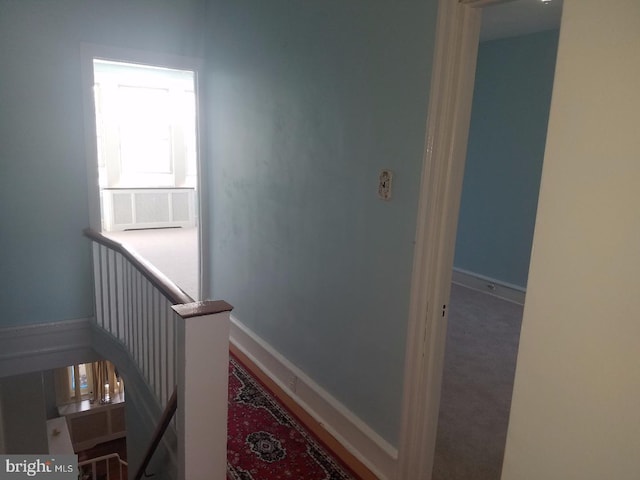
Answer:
xmin=452 ymin=268 xmax=526 ymax=305
xmin=0 ymin=318 xmax=97 ymax=378
xmin=80 ymin=43 xmax=102 ymax=232
xmin=176 ymin=310 xmax=230 ymax=480
xmin=230 ymin=316 xmax=398 ymax=480
xmin=194 ymin=65 xmax=209 ymax=302
xmin=398 ymin=0 xmax=482 ymax=478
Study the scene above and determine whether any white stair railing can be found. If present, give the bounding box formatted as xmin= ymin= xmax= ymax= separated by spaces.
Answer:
xmin=85 ymin=229 xmax=232 ymax=480
xmin=79 ymin=453 xmax=128 ymax=480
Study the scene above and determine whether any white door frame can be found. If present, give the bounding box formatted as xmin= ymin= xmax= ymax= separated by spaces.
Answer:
xmin=396 ymin=0 xmax=510 ymax=478
xmin=80 ymin=44 xmax=210 ymax=299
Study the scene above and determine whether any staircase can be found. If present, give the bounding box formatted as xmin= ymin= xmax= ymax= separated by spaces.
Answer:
xmin=85 ymin=229 xmax=232 ymax=480
xmin=79 ymin=453 xmax=128 ymax=480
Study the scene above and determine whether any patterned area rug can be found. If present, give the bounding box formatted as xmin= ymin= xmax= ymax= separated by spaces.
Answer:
xmin=227 ymin=356 xmax=357 ymax=480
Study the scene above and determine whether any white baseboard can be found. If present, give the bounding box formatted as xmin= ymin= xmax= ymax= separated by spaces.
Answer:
xmin=452 ymin=267 xmax=526 ymax=305
xmin=230 ymin=316 xmax=398 ymax=480
xmin=0 ymin=318 xmax=97 ymax=378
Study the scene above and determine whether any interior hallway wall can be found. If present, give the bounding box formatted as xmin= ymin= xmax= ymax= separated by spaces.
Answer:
xmin=0 ymin=0 xmax=204 ymax=327
xmin=503 ymin=1 xmax=640 ymax=478
xmin=454 ymin=29 xmax=559 ymax=289
xmin=42 ymin=370 xmax=59 ymax=420
xmin=204 ymin=0 xmax=438 ymax=445
xmin=0 ymin=372 xmax=48 ymax=454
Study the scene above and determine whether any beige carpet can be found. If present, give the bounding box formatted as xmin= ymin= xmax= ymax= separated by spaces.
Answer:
xmin=105 ymin=227 xmax=199 ymax=300
xmin=432 ymin=283 xmax=523 ymax=480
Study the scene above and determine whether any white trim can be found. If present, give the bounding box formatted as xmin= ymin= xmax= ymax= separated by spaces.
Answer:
xmin=230 ymin=316 xmax=397 ymax=480
xmin=0 ymin=318 xmax=97 ymax=378
xmin=397 ymin=0 xmax=482 ymax=478
xmin=176 ymin=310 xmax=230 ymax=480
xmin=452 ymin=267 xmax=526 ymax=305
xmin=80 ymin=44 xmax=102 ymax=233
xmin=194 ymin=62 xmax=210 ymax=301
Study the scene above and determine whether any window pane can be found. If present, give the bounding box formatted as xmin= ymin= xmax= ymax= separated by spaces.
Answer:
xmin=70 ymin=364 xmax=90 ymax=394
xmin=78 ymin=363 xmax=89 ymax=391
xmin=118 ymin=85 xmax=172 ymax=174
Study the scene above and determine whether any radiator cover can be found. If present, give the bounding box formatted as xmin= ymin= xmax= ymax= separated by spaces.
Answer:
xmin=101 ymin=188 xmax=196 ymax=231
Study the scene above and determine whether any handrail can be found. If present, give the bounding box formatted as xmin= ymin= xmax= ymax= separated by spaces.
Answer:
xmin=134 ymin=386 xmax=178 ymax=480
xmin=85 ymin=228 xmax=185 ymax=479
xmin=85 ymin=228 xmax=231 ymax=479
xmin=84 ymin=228 xmax=193 ymax=305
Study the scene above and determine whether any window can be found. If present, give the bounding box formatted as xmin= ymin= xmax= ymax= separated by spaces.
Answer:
xmin=69 ymin=363 xmax=91 ymax=397
xmin=60 ymin=361 xmax=124 ymax=404
xmin=118 ymin=85 xmax=173 ymax=175
xmin=92 ymin=59 xmax=197 ymax=189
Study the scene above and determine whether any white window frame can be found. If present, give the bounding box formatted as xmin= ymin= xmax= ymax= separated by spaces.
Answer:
xmin=67 ymin=363 xmax=94 ymax=401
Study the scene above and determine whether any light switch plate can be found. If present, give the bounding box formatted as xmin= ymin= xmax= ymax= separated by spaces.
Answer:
xmin=378 ymin=169 xmax=393 ymax=201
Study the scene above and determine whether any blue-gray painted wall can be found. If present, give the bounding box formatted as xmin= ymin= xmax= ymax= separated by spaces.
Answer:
xmin=454 ymin=30 xmax=559 ymax=289
xmin=1 ymin=0 xmax=441 ymax=447
xmin=205 ymin=1 xmax=438 ymax=445
xmin=0 ymin=0 xmax=204 ymax=327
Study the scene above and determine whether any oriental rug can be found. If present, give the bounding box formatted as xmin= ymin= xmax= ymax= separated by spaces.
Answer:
xmin=227 ymin=356 xmax=357 ymax=480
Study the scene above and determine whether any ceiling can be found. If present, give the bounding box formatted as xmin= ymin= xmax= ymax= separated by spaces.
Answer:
xmin=480 ymin=0 xmax=564 ymax=42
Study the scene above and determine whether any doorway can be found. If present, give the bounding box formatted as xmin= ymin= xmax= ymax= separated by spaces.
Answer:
xmin=397 ymin=1 xmax=563 ymax=478
xmin=433 ymin=3 xmax=562 ymax=478
xmin=84 ymin=53 xmax=202 ymax=300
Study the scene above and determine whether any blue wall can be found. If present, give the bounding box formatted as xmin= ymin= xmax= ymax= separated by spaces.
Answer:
xmin=454 ymin=30 xmax=559 ymax=289
xmin=205 ymin=0 xmax=437 ymax=445
xmin=0 ymin=0 xmax=204 ymax=327
xmin=0 ymin=0 xmax=443 ymax=447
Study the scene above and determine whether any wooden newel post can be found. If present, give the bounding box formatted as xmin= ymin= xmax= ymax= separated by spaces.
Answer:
xmin=173 ymin=300 xmax=233 ymax=480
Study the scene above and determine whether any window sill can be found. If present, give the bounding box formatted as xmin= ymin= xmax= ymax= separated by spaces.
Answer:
xmin=57 ymin=392 xmax=125 ymax=416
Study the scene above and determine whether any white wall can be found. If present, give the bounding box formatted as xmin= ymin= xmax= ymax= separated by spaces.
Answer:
xmin=502 ymin=1 xmax=640 ymax=479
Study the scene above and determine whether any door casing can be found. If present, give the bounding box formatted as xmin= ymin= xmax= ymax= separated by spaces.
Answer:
xmin=80 ymin=44 xmax=209 ymax=300
xmin=397 ymin=1 xmax=514 ymax=478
